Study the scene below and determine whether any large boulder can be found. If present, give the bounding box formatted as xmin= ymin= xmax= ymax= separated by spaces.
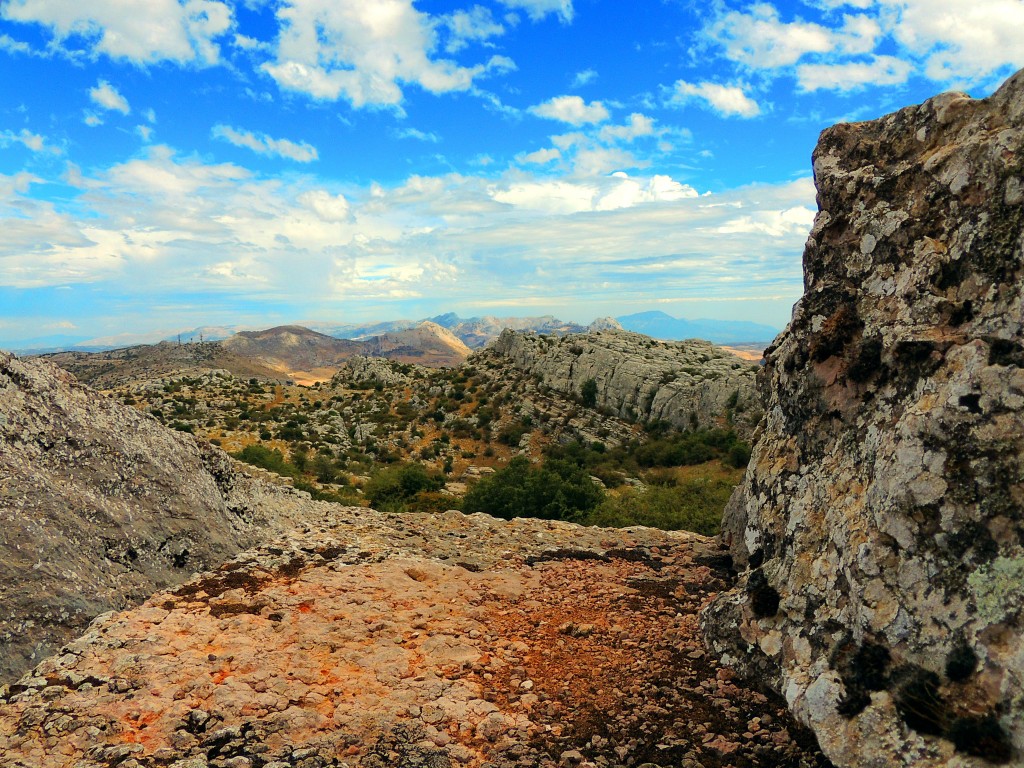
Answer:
xmin=704 ymin=70 xmax=1024 ymax=766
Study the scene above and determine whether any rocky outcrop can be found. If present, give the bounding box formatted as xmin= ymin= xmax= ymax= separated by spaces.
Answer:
xmin=330 ymin=355 xmax=419 ymax=388
xmin=703 ymin=70 xmax=1024 ymax=766
xmin=486 ymin=329 xmax=761 ymax=437
xmin=0 ymin=351 xmax=327 ymax=683
xmin=586 ymin=316 xmax=623 ymax=332
xmin=0 ymin=510 xmax=830 ymax=768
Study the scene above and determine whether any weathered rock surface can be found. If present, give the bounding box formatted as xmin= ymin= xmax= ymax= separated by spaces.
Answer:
xmin=0 ymin=351 xmax=328 ymax=683
xmin=330 ymin=356 xmax=419 ymax=388
xmin=0 ymin=510 xmax=830 ymax=768
xmin=486 ymin=329 xmax=761 ymax=437
xmin=704 ymin=70 xmax=1024 ymax=766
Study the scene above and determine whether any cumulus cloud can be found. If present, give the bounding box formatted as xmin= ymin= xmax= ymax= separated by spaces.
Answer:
xmin=881 ymin=0 xmax=1024 ymax=83
xmin=798 ymin=55 xmax=912 ymax=91
xmin=1 ymin=0 xmax=233 ymax=65
xmin=261 ymin=0 xmax=501 ymax=106
xmin=705 ymin=1 xmax=1024 ymax=90
xmin=709 ymin=5 xmax=834 ymax=69
xmin=669 ymin=81 xmax=761 ymax=118
xmin=442 ymin=5 xmax=504 ymax=52
xmin=211 ymin=124 xmax=318 ymax=162
xmin=0 ymin=148 xmax=811 ymax=328
xmin=529 ymin=95 xmax=610 ymax=125
xmin=89 ymin=80 xmax=129 ymax=114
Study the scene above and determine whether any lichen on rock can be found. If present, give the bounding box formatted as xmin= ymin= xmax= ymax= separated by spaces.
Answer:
xmin=704 ymin=68 xmax=1024 ymax=767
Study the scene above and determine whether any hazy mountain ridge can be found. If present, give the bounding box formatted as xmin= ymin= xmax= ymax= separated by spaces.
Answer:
xmin=10 ymin=311 xmax=778 ymax=355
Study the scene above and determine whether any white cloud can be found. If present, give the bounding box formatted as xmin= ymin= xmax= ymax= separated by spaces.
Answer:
xmin=1 ymin=0 xmax=233 ymax=65
xmin=670 ymin=81 xmax=762 ymax=118
xmin=881 ymin=0 xmax=1024 ymax=83
xmin=0 ymin=33 xmax=33 ymax=54
xmin=709 ymin=5 xmax=834 ymax=68
xmin=0 ymin=148 xmax=812 ymax=329
xmin=0 ymin=129 xmax=58 ymax=154
xmin=261 ymin=0 xmax=499 ymax=106
xmin=798 ymin=55 xmax=912 ymax=91
xmin=442 ymin=5 xmax=504 ymax=52
xmin=599 ymin=113 xmax=657 ymax=142
xmin=572 ymin=68 xmax=598 ymax=87
xmin=298 ymin=189 xmax=350 ymax=222
xmin=83 ymin=113 xmax=103 ymax=127
xmin=529 ymin=95 xmax=610 ymax=125
xmin=211 ymin=124 xmax=318 ymax=162
xmin=497 ymin=0 xmax=573 ymax=23
xmin=89 ymin=80 xmax=129 ymax=114
xmin=519 ymin=147 xmax=561 ymax=164
xmin=136 ymin=125 xmax=154 ymax=142
xmin=707 ymin=1 xmax=1024 ymax=90
xmin=395 ymin=127 xmax=441 ymax=143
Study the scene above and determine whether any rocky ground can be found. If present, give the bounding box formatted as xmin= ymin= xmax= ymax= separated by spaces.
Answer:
xmin=0 ymin=510 xmax=830 ymax=768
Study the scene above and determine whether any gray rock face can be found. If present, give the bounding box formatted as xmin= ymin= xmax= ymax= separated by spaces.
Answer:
xmin=488 ymin=329 xmax=760 ymax=437
xmin=0 ymin=351 xmax=326 ymax=683
xmin=703 ymin=70 xmax=1024 ymax=766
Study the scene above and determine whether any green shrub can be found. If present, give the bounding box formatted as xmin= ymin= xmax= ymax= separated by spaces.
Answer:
xmin=233 ymin=444 xmax=297 ymax=478
xmin=581 ymin=476 xmax=735 ymax=536
xmin=364 ymin=463 xmax=446 ymax=512
xmin=462 ymin=456 xmax=603 ymax=522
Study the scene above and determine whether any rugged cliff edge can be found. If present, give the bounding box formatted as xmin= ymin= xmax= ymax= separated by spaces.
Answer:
xmin=486 ymin=329 xmax=761 ymax=438
xmin=0 ymin=351 xmax=328 ymax=683
xmin=704 ymin=70 xmax=1024 ymax=766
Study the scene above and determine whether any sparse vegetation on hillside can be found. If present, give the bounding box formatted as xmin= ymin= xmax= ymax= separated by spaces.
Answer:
xmin=104 ymin=336 xmax=749 ymax=534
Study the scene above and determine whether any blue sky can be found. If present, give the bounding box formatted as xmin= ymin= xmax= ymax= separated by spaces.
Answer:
xmin=2 ymin=0 xmax=1023 ymax=348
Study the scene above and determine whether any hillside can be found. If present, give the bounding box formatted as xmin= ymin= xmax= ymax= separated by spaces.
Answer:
xmin=47 ymin=323 xmax=473 ymax=390
xmin=220 ymin=325 xmax=365 ymax=384
xmin=0 ymin=351 xmax=330 ymax=682
xmin=359 ymin=321 xmax=472 ymax=367
xmin=40 ymin=341 xmax=287 ymax=389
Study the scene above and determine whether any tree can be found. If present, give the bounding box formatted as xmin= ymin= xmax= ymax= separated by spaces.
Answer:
xmin=580 ymin=378 xmax=598 ymax=408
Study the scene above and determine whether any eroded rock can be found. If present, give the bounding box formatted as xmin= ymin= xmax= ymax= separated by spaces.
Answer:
xmin=704 ymin=69 xmax=1024 ymax=767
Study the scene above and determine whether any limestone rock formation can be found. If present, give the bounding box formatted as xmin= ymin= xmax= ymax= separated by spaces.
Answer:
xmin=703 ymin=70 xmax=1024 ymax=766
xmin=0 ymin=351 xmax=327 ymax=683
xmin=0 ymin=511 xmax=831 ymax=768
xmin=330 ymin=355 xmax=418 ymax=388
xmin=486 ymin=329 xmax=761 ymax=437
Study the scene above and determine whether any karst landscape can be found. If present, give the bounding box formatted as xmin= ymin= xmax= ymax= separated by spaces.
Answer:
xmin=0 ymin=67 xmax=1022 ymax=768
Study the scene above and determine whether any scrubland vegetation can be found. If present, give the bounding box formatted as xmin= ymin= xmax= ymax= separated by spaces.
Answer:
xmin=113 ymin=349 xmax=750 ymax=536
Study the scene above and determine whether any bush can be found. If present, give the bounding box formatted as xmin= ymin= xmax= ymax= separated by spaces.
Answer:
xmin=580 ymin=475 xmax=736 ymax=535
xmin=233 ymin=444 xmax=297 ymax=478
xmin=580 ymin=378 xmax=598 ymax=408
xmin=462 ymin=456 xmax=603 ymax=522
xmin=364 ymin=463 xmax=446 ymax=512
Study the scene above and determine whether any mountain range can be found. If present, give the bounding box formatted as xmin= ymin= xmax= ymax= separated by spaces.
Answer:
xmin=10 ymin=312 xmax=779 ymax=355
